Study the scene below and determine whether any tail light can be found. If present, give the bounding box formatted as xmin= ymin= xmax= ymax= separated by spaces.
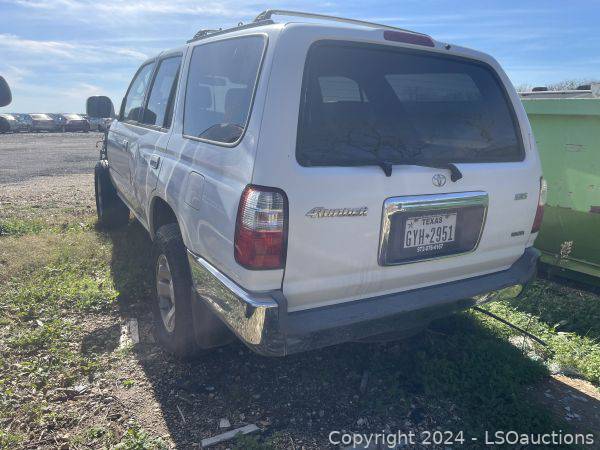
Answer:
xmin=234 ymin=185 xmax=288 ymax=270
xmin=531 ymin=177 xmax=547 ymax=233
xmin=383 ymin=30 xmax=435 ymax=47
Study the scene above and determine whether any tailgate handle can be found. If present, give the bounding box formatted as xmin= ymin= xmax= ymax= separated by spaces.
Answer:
xmin=149 ymin=155 xmax=161 ymax=169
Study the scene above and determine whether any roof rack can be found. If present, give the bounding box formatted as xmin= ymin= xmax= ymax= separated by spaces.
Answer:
xmin=188 ymin=20 xmax=273 ymax=43
xmin=188 ymin=10 xmax=430 ymax=44
xmin=253 ymin=9 xmax=430 ymax=37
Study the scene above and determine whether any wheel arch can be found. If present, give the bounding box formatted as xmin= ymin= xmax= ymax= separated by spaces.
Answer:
xmin=149 ymin=195 xmax=180 ymax=240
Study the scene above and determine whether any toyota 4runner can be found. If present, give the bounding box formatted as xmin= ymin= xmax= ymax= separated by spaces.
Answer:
xmin=88 ymin=10 xmax=545 ymax=357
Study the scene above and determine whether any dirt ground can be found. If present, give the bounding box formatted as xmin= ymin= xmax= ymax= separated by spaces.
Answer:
xmin=1 ymin=133 xmax=599 ymax=449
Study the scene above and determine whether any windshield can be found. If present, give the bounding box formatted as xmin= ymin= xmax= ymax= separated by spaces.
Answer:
xmin=64 ymin=114 xmax=82 ymax=120
xmin=296 ymin=41 xmax=524 ymax=167
xmin=31 ymin=114 xmax=50 ymax=120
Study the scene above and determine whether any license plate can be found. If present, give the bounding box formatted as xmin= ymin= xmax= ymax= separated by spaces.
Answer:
xmin=403 ymin=213 xmax=457 ymax=250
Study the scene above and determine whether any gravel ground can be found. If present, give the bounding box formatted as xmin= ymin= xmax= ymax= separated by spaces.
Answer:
xmin=0 ymin=132 xmax=102 ymax=183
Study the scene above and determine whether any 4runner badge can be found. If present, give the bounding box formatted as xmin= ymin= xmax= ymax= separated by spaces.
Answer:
xmin=432 ymin=173 xmax=447 ymax=187
xmin=306 ymin=206 xmax=368 ymax=218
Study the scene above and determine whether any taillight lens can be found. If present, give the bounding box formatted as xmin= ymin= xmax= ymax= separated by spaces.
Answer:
xmin=531 ymin=177 xmax=547 ymax=233
xmin=234 ymin=185 xmax=288 ymax=270
xmin=383 ymin=30 xmax=435 ymax=47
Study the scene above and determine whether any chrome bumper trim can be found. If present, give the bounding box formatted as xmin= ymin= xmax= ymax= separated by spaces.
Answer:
xmin=187 ymin=251 xmax=286 ymax=356
xmin=187 ymin=247 xmax=538 ymax=357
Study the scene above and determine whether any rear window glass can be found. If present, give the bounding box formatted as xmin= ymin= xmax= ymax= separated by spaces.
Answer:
xmin=297 ymin=41 xmax=523 ymax=167
xmin=183 ymin=36 xmax=266 ymax=144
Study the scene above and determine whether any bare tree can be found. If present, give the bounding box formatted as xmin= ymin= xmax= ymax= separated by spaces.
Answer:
xmin=547 ymin=79 xmax=600 ymax=91
xmin=514 ymin=83 xmax=533 ymax=93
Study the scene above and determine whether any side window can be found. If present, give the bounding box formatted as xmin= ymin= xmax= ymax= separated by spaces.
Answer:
xmin=143 ymin=56 xmax=182 ymax=128
xmin=183 ymin=36 xmax=265 ymax=144
xmin=122 ymin=62 xmax=155 ymax=122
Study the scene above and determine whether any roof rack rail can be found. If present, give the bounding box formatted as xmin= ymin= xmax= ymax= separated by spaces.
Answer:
xmin=253 ymin=9 xmax=430 ymax=37
xmin=188 ymin=20 xmax=273 ymax=43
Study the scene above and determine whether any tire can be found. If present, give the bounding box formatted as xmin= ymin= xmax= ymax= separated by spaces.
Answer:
xmin=151 ymin=224 xmax=203 ymax=358
xmin=151 ymin=223 xmax=233 ymax=358
xmin=94 ymin=160 xmax=129 ymax=229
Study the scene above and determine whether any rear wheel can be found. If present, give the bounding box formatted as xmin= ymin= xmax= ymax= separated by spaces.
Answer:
xmin=152 ymin=223 xmax=233 ymax=358
xmin=94 ymin=161 xmax=129 ymax=229
xmin=152 ymin=224 xmax=201 ymax=358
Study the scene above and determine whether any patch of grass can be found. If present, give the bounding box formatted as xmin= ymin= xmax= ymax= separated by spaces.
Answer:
xmin=114 ymin=424 xmax=167 ymax=450
xmin=0 ymin=218 xmax=46 ymax=236
xmin=2 ymin=261 xmax=118 ymax=323
xmin=0 ymin=227 xmax=120 ymax=446
xmin=0 ymin=216 xmax=94 ymax=238
xmin=483 ymin=298 xmax=600 ymax=386
xmin=0 ymin=429 xmax=23 ymax=448
xmin=71 ymin=424 xmax=165 ymax=449
xmin=357 ymin=314 xmax=562 ymax=444
xmin=233 ymin=433 xmax=274 ymax=450
xmin=511 ymin=280 xmax=600 ymax=340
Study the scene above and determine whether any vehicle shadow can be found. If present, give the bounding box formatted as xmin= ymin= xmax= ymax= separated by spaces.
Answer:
xmin=101 ymin=222 xmax=589 ymax=449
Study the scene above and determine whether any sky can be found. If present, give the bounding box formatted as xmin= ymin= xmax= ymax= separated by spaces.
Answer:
xmin=1 ymin=0 xmax=599 ymax=113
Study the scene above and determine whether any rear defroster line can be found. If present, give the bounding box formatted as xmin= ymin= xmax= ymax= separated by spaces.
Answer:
xmin=472 ymin=306 xmax=548 ymax=347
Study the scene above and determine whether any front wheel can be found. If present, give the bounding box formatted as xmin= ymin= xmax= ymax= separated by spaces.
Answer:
xmin=94 ymin=161 xmax=129 ymax=229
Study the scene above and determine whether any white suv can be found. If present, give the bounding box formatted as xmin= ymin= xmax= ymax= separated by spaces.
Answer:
xmin=89 ymin=10 xmax=545 ymax=357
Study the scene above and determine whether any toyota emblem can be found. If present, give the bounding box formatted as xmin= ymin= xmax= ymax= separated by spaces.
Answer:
xmin=432 ymin=174 xmax=447 ymax=187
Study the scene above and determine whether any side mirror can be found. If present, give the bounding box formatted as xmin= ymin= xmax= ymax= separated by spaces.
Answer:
xmin=86 ymin=96 xmax=115 ymax=118
xmin=0 ymin=76 xmax=12 ymax=107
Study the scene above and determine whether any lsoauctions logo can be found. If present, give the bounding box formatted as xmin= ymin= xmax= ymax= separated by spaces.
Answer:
xmin=328 ymin=430 xmax=595 ymax=448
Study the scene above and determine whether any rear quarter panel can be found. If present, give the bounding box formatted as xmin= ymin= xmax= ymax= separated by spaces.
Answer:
xmin=154 ymin=27 xmax=286 ymax=292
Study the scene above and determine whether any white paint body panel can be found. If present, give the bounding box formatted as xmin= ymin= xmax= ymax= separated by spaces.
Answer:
xmin=106 ymin=21 xmax=541 ymax=312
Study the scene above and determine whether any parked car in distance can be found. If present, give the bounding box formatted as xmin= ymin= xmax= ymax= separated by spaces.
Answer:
xmin=87 ymin=116 xmax=104 ymax=131
xmin=89 ymin=10 xmax=543 ymax=358
xmin=15 ymin=113 xmax=33 ymax=131
xmin=0 ymin=76 xmax=11 ymax=107
xmin=29 ymin=113 xmax=56 ymax=132
xmin=0 ymin=113 xmax=29 ymax=132
xmin=60 ymin=113 xmax=90 ymax=132
xmin=14 ymin=114 xmax=32 ymax=132
xmin=48 ymin=113 xmax=67 ymax=131
xmin=0 ymin=115 xmax=10 ymax=133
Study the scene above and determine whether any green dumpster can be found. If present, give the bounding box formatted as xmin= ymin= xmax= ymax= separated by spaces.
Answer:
xmin=521 ymin=96 xmax=600 ymax=283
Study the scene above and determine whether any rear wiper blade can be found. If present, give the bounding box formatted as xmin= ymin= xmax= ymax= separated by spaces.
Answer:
xmin=408 ymin=161 xmax=463 ymax=182
xmin=370 ymin=159 xmax=462 ymax=180
xmin=425 ymin=162 xmax=462 ymax=182
xmin=376 ymin=160 xmax=393 ymax=177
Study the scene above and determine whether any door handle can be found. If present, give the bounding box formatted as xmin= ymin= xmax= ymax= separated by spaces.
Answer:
xmin=149 ymin=155 xmax=161 ymax=169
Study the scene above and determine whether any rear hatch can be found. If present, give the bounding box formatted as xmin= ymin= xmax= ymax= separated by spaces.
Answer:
xmin=254 ymin=30 xmax=540 ymax=312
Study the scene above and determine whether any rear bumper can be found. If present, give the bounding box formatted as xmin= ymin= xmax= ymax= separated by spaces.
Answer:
xmin=188 ymin=247 xmax=539 ymax=356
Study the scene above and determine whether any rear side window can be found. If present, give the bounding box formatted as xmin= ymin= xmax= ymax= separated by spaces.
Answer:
xmin=297 ymin=41 xmax=523 ymax=167
xmin=122 ymin=62 xmax=155 ymax=123
xmin=143 ymin=56 xmax=182 ymax=128
xmin=183 ymin=36 xmax=266 ymax=144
